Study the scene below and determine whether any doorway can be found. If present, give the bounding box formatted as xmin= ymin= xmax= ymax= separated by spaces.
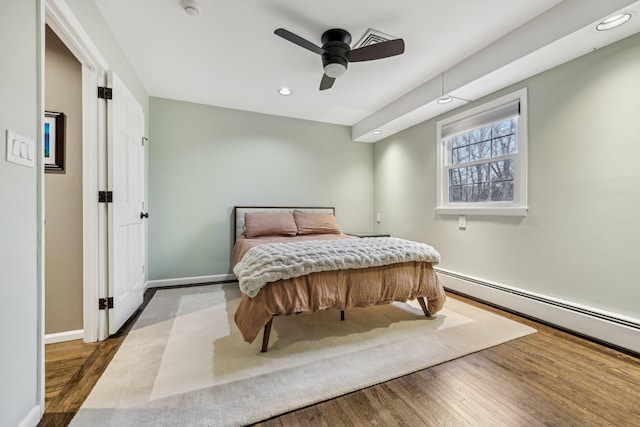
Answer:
xmin=44 ymin=0 xmax=147 ymax=344
xmin=43 ymin=24 xmax=84 ymax=343
xmin=45 ymin=0 xmax=107 ymax=343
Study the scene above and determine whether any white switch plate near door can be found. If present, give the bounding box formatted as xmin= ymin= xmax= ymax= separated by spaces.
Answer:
xmin=6 ymin=130 xmax=35 ymax=168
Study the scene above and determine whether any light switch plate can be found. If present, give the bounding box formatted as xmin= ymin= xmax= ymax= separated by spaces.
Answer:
xmin=6 ymin=130 xmax=35 ymax=168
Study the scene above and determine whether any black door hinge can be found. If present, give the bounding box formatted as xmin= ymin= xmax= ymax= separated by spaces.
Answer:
xmin=98 ymin=86 xmax=113 ymax=100
xmin=98 ymin=297 xmax=114 ymax=310
xmin=98 ymin=191 xmax=113 ymax=203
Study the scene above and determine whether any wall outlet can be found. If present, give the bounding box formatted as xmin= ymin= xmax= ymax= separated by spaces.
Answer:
xmin=458 ymin=215 xmax=466 ymax=230
xmin=376 ymin=213 xmax=381 ymax=223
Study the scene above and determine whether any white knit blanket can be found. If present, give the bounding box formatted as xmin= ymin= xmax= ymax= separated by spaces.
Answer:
xmin=233 ymin=237 xmax=440 ymax=298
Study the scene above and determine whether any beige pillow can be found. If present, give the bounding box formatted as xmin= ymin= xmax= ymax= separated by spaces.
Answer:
xmin=244 ymin=212 xmax=297 ymax=238
xmin=293 ymin=210 xmax=341 ymax=235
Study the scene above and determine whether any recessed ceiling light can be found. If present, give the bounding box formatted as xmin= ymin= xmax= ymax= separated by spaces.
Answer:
xmin=596 ymin=13 xmax=632 ymax=31
xmin=372 ymin=130 xmax=383 ymax=135
xmin=437 ymin=96 xmax=453 ymax=104
xmin=180 ymin=0 xmax=201 ymax=16
xmin=278 ymin=87 xmax=292 ymax=96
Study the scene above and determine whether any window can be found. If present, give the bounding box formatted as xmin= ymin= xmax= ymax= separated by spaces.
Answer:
xmin=436 ymin=88 xmax=528 ymax=216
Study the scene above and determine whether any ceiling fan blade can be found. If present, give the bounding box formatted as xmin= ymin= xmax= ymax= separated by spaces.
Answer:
xmin=274 ymin=28 xmax=324 ymax=55
xmin=319 ymin=74 xmax=335 ymax=91
xmin=348 ymin=39 xmax=405 ymax=62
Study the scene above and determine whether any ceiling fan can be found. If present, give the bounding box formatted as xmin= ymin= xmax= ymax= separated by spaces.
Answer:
xmin=274 ymin=28 xmax=405 ymax=91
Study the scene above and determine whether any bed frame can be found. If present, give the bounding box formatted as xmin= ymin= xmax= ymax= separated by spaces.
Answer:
xmin=233 ymin=206 xmax=430 ymax=352
xmin=260 ymin=299 xmax=430 ymax=352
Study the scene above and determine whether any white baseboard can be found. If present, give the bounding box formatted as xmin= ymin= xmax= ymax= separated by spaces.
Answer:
xmin=18 ymin=405 xmax=41 ymax=427
xmin=145 ymin=273 xmax=236 ymax=289
xmin=44 ymin=329 xmax=84 ymax=345
xmin=436 ymin=268 xmax=640 ymax=354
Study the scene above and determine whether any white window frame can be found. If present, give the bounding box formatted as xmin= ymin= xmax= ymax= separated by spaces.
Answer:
xmin=436 ymin=88 xmax=528 ymax=216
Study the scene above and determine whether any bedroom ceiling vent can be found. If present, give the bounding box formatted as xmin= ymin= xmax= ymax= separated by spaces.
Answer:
xmin=354 ymin=29 xmax=395 ymax=48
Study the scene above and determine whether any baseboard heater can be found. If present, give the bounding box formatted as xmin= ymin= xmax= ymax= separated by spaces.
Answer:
xmin=435 ymin=268 xmax=640 ymax=355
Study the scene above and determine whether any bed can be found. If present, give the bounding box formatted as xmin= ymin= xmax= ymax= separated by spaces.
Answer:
xmin=231 ymin=206 xmax=446 ymax=352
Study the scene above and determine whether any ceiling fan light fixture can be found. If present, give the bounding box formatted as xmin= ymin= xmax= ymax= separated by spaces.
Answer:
xmin=180 ymin=0 xmax=201 ymax=16
xmin=437 ymin=96 xmax=453 ymax=104
xmin=324 ymin=62 xmax=347 ymax=78
xmin=596 ymin=13 xmax=632 ymax=31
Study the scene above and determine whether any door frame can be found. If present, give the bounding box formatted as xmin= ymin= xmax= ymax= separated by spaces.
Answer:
xmin=44 ymin=0 xmax=109 ymax=344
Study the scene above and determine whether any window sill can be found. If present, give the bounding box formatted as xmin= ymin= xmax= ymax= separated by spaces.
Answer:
xmin=436 ymin=206 xmax=528 ymax=217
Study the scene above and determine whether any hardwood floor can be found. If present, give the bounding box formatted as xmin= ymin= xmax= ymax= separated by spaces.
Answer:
xmin=39 ymin=290 xmax=640 ymax=427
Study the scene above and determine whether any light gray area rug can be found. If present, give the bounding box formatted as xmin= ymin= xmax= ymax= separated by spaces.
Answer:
xmin=71 ymin=283 xmax=535 ymax=426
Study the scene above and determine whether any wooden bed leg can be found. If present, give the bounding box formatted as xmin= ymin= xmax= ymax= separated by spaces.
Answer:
xmin=340 ymin=310 xmax=345 ymax=321
xmin=261 ymin=318 xmax=273 ymax=353
xmin=417 ymin=297 xmax=430 ymax=317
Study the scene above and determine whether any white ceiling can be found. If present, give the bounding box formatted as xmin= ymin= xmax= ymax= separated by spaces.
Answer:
xmin=95 ymin=0 xmax=640 ymax=142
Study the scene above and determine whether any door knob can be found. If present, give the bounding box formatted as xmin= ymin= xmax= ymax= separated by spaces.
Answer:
xmin=140 ymin=212 xmax=149 ymax=219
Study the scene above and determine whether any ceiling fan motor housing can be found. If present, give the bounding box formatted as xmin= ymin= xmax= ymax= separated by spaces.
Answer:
xmin=321 ymin=29 xmax=351 ymax=76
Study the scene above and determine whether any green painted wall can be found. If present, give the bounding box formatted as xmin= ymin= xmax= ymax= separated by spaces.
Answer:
xmin=0 ymin=1 xmax=41 ymax=425
xmin=0 ymin=1 xmax=150 ymax=423
xmin=148 ymin=98 xmax=374 ymax=280
xmin=374 ymin=32 xmax=640 ymax=319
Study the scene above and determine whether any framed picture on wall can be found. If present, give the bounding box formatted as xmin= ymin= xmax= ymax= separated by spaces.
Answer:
xmin=44 ymin=111 xmax=65 ymax=173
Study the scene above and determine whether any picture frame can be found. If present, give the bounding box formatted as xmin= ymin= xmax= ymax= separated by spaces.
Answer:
xmin=44 ymin=111 xmax=65 ymax=173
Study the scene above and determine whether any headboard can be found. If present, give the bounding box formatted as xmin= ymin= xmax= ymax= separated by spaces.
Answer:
xmin=234 ymin=206 xmax=335 ymax=242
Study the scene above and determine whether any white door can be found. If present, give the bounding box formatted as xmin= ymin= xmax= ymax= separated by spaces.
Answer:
xmin=107 ymin=71 xmax=146 ymax=335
